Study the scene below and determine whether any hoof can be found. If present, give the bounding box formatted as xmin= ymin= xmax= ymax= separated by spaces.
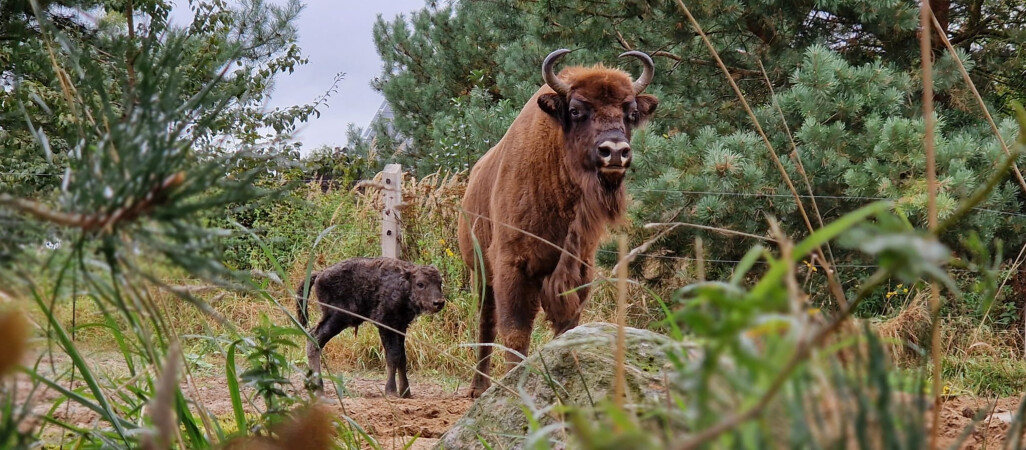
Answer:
xmin=468 ymin=385 xmax=489 ymax=398
xmin=385 ymin=387 xmax=413 ymax=398
xmin=304 ymin=374 xmax=324 ymax=394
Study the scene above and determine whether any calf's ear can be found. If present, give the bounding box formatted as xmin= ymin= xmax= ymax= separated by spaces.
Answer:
xmin=538 ymin=93 xmax=568 ymax=126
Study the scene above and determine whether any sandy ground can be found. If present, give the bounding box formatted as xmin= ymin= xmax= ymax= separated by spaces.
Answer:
xmin=317 ymin=377 xmax=472 ymax=449
xmin=14 ymin=351 xmax=472 ymax=449
xmin=18 ymin=374 xmax=471 ymax=449
xmin=935 ymin=396 xmax=1024 ymax=450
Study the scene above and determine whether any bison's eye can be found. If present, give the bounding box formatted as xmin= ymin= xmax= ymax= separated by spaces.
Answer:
xmin=628 ymin=110 xmax=639 ymax=123
xmin=569 ymin=107 xmax=581 ymax=120
xmin=417 ymin=282 xmax=425 ymax=288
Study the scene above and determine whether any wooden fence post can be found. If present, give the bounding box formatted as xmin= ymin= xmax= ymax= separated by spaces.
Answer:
xmin=381 ymin=163 xmax=402 ymax=259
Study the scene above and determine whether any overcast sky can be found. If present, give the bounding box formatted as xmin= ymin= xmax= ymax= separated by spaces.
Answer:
xmin=171 ymin=0 xmax=426 ymax=154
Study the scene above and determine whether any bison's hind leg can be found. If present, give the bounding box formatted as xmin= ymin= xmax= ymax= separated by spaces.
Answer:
xmin=378 ymin=327 xmax=411 ymax=398
xmin=306 ymin=315 xmax=354 ymax=393
xmin=469 ymin=285 xmax=496 ymax=398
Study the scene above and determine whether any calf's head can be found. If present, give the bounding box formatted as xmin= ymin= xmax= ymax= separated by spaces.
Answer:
xmin=537 ymin=49 xmax=659 ymax=187
xmin=407 ymin=265 xmax=445 ymax=314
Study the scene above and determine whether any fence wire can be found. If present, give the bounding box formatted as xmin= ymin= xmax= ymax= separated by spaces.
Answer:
xmin=5 ymin=176 xmax=1024 ymax=275
xmin=629 ymin=188 xmax=1026 ymax=219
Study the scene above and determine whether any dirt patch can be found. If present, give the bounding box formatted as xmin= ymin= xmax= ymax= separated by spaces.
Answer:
xmin=184 ymin=371 xmax=472 ymax=449
xmin=326 ymin=377 xmax=472 ymax=449
xmin=14 ymin=351 xmax=472 ymax=449
xmin=935 ymin=396 xmax=1024 ymax=449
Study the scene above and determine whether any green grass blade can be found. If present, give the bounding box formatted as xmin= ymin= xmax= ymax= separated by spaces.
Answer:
xmin=730 ymin=244 xmax=766 ymax=286
xmin=226 ymin=340 xmax=247 ymax=436
xmin=752 ymin=201 xmax=891 ymax=299
xmin=343 ymin=416 xmax=381 ymax=450
xmin=299 ymin=225 xmax=338 ymax=314
xmin=21 ymin=367 xmax=135 ymax=432
xmin=29 ymin=288 xmax=132 ymax=440
xmin=791 ymin=201 xmax=892 ymax=261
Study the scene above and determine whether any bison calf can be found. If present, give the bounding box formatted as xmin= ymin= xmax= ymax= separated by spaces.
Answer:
xmin=296 ymin=257 xmax=445 ymax=397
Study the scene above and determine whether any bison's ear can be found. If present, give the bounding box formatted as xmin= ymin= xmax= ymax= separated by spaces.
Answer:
xmin=538 ymin=93 xmax=568 ymax=125
xmin=636 ymin=94 xmax=659 ymax=124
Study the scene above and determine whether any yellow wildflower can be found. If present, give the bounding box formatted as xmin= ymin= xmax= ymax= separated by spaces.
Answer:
xmin=803 ymin=260 xmax=818 ymax=272
xmin=445 ymin=248 xmax=456 ymax=258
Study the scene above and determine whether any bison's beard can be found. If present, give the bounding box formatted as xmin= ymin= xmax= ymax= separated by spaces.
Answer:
xmin=597 ymin=167 xmax=627 ymax=190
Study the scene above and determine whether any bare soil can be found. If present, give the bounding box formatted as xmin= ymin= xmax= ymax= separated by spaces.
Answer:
xmin=935 ymin=396 xmax=1024 ymax=450
xmin=318 ymin=377 xmax=472 ymax=449
xmin=15 ymin=352 xmax=472 ymax=449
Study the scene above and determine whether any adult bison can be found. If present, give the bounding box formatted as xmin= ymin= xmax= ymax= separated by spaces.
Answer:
xmin=457 ymin=49 xmax=658 ymax=397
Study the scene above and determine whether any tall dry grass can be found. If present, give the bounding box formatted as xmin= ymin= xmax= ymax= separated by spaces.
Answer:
xmin=64 ymin=171 xmax=667 ymax=387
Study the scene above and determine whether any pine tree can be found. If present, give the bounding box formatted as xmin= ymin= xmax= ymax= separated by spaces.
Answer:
xmin=0 ymin=3 xmax=326 ymax=446
xmin=0 ymin=0 xmax=330 ymax=262
xmin=0 ymin=0 xmax=315 ymax=199
xmin=631 ymin=44 xmax=1023 ymax=265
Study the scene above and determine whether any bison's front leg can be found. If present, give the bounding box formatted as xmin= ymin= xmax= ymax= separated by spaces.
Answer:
xmin=494 ymin=266 xmax=541 ymax=372
xmin=542 ymin=238 xmax=591 ymax=336
xmin=379 ymin=327 xmax=411 ymax=398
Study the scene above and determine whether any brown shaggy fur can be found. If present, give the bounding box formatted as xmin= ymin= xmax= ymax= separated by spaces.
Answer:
xmin=296 ymin=257 xmax=444 ymax=397
xmin=457 ymin=57 xmax=658 ymax=397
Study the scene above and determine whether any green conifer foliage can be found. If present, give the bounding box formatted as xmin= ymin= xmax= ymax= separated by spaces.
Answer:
xmin=369 ymin=0 xmax=1026 ymax=282
xmin=633 ymin=44 xmax=1023 ymax=265
xmin=0 ymin=0 xmax=331 ymax=264
xmin=1 ymin=0 xmax=314 ymax=199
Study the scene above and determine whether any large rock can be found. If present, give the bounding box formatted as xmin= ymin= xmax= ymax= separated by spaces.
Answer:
xmin=436 ymin=322 xmax=694 ymax=449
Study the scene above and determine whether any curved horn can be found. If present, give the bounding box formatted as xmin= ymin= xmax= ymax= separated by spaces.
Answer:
xmin=619 ymin=50 xmax=654 ymax=94
xmin=542 ymin=49 xmax=572 ymax=96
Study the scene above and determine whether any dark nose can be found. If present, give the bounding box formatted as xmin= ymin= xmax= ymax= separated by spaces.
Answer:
xmin=434 ymin=299 xmax=445 ymax=309
xmin=596 ymin=140 xmax=631 ymax=167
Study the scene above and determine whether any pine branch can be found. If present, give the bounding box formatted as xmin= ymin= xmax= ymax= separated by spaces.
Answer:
xmin=0 ymin=172 xmax=185 ymax=233
xmin=615 ymin=29 xmax=764 ymax=78
xmin=930 ymin=11 xmax=1026 ymax=197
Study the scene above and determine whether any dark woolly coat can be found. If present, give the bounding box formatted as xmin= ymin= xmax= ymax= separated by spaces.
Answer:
xmin=297 ymin=257 xmax=441 ymax=330
xmin=296 ymin=257 xmax=444 ymax=397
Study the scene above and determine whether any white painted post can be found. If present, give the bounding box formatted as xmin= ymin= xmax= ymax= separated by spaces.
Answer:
xmin=381 ymin=164 xmax=402 ymax=259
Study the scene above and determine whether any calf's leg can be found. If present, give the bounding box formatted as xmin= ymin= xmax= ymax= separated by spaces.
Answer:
xmin=469 ymin=285 xmax=496 ymax=398
xmin=378 ymin=327 xmax=411 ymax=398
xmin=306 ymin=314 xmax=351 ymax=392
